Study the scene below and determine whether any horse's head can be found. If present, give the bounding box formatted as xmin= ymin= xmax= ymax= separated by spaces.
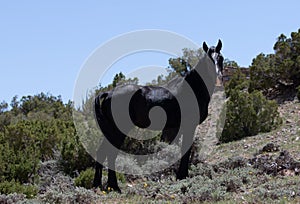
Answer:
xmin=203 ymin=40 xmax=224 ymax=81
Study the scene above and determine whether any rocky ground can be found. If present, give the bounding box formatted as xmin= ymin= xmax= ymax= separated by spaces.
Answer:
xmin=0 ymin=94 xmax=299 ymax=204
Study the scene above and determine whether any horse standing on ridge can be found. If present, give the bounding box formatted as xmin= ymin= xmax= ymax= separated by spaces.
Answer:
xmin=93 ymin=40 xmax=224 ymax=193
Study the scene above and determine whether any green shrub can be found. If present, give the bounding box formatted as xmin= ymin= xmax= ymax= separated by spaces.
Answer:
xmin=0 ymin=122 xmax=40 ymax=183
xmin=0 ymin=180 xmax=38 ymax=198
xmin=221 ymin=70 xmax=281 ymax=143
xmin=75 ymin=168 xmax=94 ymax=189
xmin=0 ymin=117 xmax=77 ymax=185
xmin=225 ymin=68 xmax=248 ymax=98
xmin=116 ymin=172 xmax=126 ymax=184
xmin=59 ymin=130 xmax=94 ymax=176
xmin=0 ymin=92 xmax=92 ymax=193
xmin=297 ymin=85 xmax=300 ymax=100
xmin=248 ymin=30 xmax=300 ymax=100
xmin=220 ymin=90 xmax=281 ymax=142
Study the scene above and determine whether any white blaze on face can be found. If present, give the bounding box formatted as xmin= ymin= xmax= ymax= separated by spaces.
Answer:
xmin=211 ymin=52 xmax=222 ymax=78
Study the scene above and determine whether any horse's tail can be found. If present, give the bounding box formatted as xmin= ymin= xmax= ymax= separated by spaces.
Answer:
xmin=94 ymin=92 xmax=108 ymax=121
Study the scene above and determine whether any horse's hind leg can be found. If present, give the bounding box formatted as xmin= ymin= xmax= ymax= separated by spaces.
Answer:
xmin=93 ymin=138 xmax=109 ymax=189
xmin=107 ymin=148 xmax=121 ymax=193
xmin=161 ymin=127 xmax=180 ymax=144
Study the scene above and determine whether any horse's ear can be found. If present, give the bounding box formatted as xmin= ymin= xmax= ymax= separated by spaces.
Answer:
xmin=203 ymin=42 xmax=208 ymax=53
xmin=216 ymin=39 xmax=222 ymax=53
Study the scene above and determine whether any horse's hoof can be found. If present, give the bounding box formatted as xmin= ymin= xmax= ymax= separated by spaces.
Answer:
xmin=105 ymin=185 xmax=122 ymax=193
xmin=114 ymin=187 xmax=122 ymax=194
xmin=109 ymin=187 xmax=121 ymax=193
xmin=92 ymin=185 xmax=102 ymax=191
xmin=176 ymin=173 xmax=187 ymax=180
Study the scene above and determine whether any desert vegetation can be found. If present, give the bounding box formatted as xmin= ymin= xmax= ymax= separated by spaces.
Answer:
xmin=0 ymin=29 xmax=300 ymax=203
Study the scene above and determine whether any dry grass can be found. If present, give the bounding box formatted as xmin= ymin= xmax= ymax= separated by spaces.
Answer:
xmin=4 ymin=100 xmax=298 ymax=204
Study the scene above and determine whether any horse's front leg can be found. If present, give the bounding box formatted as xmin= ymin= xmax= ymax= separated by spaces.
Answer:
xmin=177 ymin=148 xmax=192 ymax=180
xmin=176 ymin=128 xmax=195 ymax=180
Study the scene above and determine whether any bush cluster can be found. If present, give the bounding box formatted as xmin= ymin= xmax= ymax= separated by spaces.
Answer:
xmin=220 ymin=69 xmax=281 ymax=143
xmin=74 ymin=168 xmax=94 ymax=189
xmin=249 ymin=29 xmax=300 ymax=99
xmin=0 ymin=121 xmax=40 ymax=184
xmin=0 ymin=93 xmax=94 ymax=197
xmin=59 ymin=122 xmax=94 ymax=176
xmin=0 ymin=180 xmax=37 ymax=198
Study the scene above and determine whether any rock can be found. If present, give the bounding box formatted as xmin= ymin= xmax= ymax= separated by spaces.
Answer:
xmin=279 ymin=169 xmax=295 ymax=176
xmin=260 ymin=143 xmax=280 ymax=153
xmin=250 ymin=154 xmax=278 ymax=175
xmin=250 ymin=149 xmax=300 ymax=176
xmin=215 ymin=156 xmax=247 ymax=172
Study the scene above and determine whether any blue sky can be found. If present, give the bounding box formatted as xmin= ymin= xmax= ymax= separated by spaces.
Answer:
xmin=1 ymin=1 xmax=300 ymax=103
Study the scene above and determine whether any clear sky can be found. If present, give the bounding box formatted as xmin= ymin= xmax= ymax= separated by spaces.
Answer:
xmin=1 ymin=0 xmax=300 ymax=103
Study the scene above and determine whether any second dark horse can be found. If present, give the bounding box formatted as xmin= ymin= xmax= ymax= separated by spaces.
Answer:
xmin=93 ymin=40 xmax=224 ymax=192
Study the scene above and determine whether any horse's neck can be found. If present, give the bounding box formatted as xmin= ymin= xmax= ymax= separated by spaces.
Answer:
xmin=163 ymin=54 xmax=216 ymax=99
xmin=184 ymin=69 xmax=210 ymax=102
xmin=192 ymin=54 xmax=216 ymax=98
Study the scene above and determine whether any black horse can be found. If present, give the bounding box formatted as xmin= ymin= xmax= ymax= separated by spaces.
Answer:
xmin=93 ymin=40 xmax=224 ymax=192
